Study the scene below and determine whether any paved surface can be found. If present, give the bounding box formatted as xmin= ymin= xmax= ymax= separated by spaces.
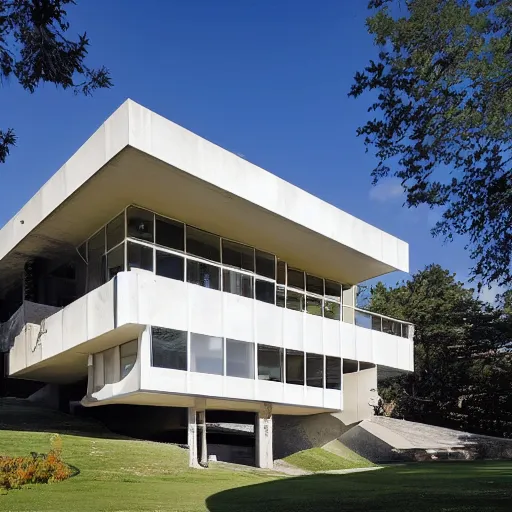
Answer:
xmin=321 ymin=466 xmax=383 ymax=475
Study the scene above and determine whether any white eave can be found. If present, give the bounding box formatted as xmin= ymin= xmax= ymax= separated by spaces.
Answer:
xmin=0 ymin=99 xmax=408 ymax=287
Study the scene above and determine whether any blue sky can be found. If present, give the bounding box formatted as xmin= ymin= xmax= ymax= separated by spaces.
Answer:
xmin=0 ymin=0 xmax=492 ymax=300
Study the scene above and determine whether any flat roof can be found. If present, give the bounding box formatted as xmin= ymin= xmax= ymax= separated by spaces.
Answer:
xmin=0 ymin=99 xmax=408 ymax=289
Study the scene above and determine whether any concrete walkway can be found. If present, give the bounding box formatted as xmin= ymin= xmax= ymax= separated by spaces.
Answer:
xmin=273 ymin=460 xmax=383 ymax=477
xmin=320 ymin=466 xmax=383 ymax=475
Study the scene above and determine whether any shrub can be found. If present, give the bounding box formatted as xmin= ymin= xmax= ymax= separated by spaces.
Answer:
xmin=0 ymin=434 xmax=73 ymax=490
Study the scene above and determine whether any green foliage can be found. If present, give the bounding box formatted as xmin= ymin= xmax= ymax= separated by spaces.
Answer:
xmin=350 ymin=1 xmax=512 ymax=289
xmin=0 ymin=0 xmax=112 ymax=163
xmin=369 ymin=264 xmax=512 ymax=437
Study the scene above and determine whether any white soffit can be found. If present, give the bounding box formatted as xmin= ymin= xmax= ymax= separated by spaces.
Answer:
xmin=0 ymin=100 xmax=409 ymax=286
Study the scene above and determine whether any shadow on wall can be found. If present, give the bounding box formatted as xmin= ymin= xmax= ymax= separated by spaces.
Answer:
xmin=273 ymin=413 xmax=356 ymax=459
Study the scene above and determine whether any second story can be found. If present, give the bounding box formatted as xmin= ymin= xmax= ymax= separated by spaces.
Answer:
xmin=0 ymin=100 xmax=413 ymax=403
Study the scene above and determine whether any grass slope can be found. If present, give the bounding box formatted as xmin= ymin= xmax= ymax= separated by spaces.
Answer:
xmin=0 ymin=402 xmax=511 ymax=511
xmin=283 ymin=443 xmax=375 ymax=472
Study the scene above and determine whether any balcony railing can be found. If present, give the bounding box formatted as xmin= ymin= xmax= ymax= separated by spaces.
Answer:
xmin=348 ymin=306 xmax=413 ymax=339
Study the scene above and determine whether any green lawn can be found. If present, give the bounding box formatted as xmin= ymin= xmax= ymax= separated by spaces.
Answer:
xmin=1 ymin=428 xmax=511 ymax=511
xmin=283 ymin=441 xmax=375 ymax=472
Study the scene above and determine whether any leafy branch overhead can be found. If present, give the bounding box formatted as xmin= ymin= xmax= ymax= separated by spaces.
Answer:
xmin=350 ymin=0 xmax=512 ymax=289
xmin=0 ymin=0 xmax=112 ymax=163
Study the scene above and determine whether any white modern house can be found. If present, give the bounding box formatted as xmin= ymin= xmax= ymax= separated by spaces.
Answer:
xmin=0 ymin=100 xmax=413 ymax=468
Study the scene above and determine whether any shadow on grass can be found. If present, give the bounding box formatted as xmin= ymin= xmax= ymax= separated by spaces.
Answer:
xmin=206 ymin=462 xmax=512 ymax=512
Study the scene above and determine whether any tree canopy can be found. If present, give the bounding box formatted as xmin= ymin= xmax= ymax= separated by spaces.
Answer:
xmin=368 ymin=264 xmax=512 ymax=438
xmin=350 ymin=0 xmax=512 ymax=290
xmin=0 ymin=0 xmax=112 ymax=163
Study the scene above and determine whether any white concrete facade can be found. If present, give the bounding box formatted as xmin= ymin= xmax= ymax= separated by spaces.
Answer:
xmin=1 ymin=100 xmax=413 ymax=467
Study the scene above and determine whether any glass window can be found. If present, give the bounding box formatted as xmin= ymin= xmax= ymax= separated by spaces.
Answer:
xmin=255 ymin=279 xmax=275 ymax=304
xmin=156 ymin=251 xmax=184 ymax=281
xmin=286 ymin=290 xmax=305 ymax=312
xmin=287 ymin=267 xmax=304 ymax=290
xmin=255 ymin=250 xmax=275 ymax=279
xmin=325 ymin=280 xmax=342 ymax=302
xmin=277 ymin=260 xmax=286 ymax=285
xmin=186 ymin=226 xmax=220 ymax=262
xmin=151 ymin=327 xmax=187 ymax=371
xmin=107 ymin=244 xmax=124 ymax=280
xmin=276 ymin=286 xmax=286 ymax=308
xmin=286 ymin=349 xmax=304 ymax=386
xmin=257 ymin=344 xmax=283 ymax=382
xmin=226 ymin=339 xmax=254 ymax=379
xmin=190 ymin=333 xmax=223 ymax=375
xmin=107 ymin=212 xmax=125 ymax=251
xmin=324 ymin=301 xmax=341 ymax=320
xmin=187 ymin=260 xmax=220 ymax=290
xmin=223 ymin=269 xmax=253 ymax=298
xmin=307 ymin=353 xmax=323 ymax=388
xmin=127 ymin=206 xmax=154 ymax=243
xmin=222 ymin=240 xmax=254 ymax=271
xmin=401 ymin=324 xmax=410 ymax=339
xmin=306 ymin=274 xmax=323 ymax=295
xmin=372 ymin=315 xmax=383 ymax=331
xmin=306 ymin=296 xmax=323 ymax=317
xmin=343 ymin=359 xmax=358 ymax=374
xmin=127 ymin=242 xmax=153 ymax=272
xmin=382 ymin=318 xmax=400 ymax=336
xmin=155 ymin=215 xmax=184 ymax=251
xmin=326 ymin=357 xmax=342 ymax=390
xmin=355 ymin=310 xmax=372 ymax=329
xmin=87 ymin=228 xmax=106 ymax=292
xmin=120 ymin=340 xmax=137 ymax=379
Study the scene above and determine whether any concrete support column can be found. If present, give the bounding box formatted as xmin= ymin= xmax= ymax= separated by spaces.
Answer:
xmin=256 ymin=403 xmax=273 ymax=469
xmin=187 ymin=407 xmax=199 ymax=468
xmin=86 ymin=354 xmax=94 ymax=396
xmin=198 ymin=410 xmax=208 ymax=467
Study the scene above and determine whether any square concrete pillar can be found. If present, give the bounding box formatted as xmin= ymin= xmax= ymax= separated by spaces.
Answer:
xmin=188 ymin=407 xmax=199 ymax=468
xmin=256 ymin=403 xmax=273 ymax=469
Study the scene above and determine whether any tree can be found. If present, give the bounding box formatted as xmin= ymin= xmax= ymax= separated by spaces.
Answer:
xmin=369 ymin=264 xmax=512 ymax=437
xmin=350 ymin=0 xmax=512 ymax=290
xmin=0 ymin=0 xmax=112 ymax=163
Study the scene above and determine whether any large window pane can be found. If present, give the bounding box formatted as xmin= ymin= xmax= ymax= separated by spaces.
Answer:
xmin=258 ymin=344 xmax=283 ymax=382
xmin=186 ymin=226 xmax=220 ymax=262
xmin=276 ymin=286 xmax=286 ymax=308
xmin=87 ymin=228 xmax=106 ymax=292
xmin=226 ymin=339 xmax=254 ymax=379
xmin=277 ymin=260 xmax=286 ymax=285
xmin=190 ymin=333 xmax=223 ymax=375
xmin=127 ymin=206 xmax=154 ymax=242
xmin=151 ymin=327 xmax=187 ymax=370
xmin=255 ymin=250 xmax=275 ymax=279
xmin=286 ymin=349 xmax=304 ymax=386
xmin=286 ymin=290 xmax=305 ymax=312
xmin=306 ymin=274 xmax=323 ymax=295
xmin=325 ymin=280 xmax=341 ymax=302
xmin=156 ymin=251 xmax=184 ymax=281
xmin=107 ymin=244 xmax=124 ymax=280
xmin=307 ymin=353 xmax=323 ymax=388
xmin=127 ymin=242 xmax=153 ymax=272
xmin=120 ymin=340 xmax=137 ymax=379
xmin=155 ymin=215 xmax=184 ymax=251
xmin=326 ymin=356 xmax=342 ymax=390
xmin=355 ymin=310 xmax=372 ymax=329
xmin=223 ymin=269 xmax=253 ymax=298
xmin=306 ymin=296 xmax=323 ymax=317
xmin=222 ymin=240 xmax=254 ymax=271
xmin=324 ymin=301 xmax=341 ymax=320
xmin=255 ymin=279 xmax=275 ymax=304
xmin=106 ymin=212 xmax=125 ymax=251
xmin=187 ymin=260 xmax=220 ymax=290
xmin=372 ymin=315 xmax=383 ymax=331
xmin=287 ymin=267 xmax=304 ymax=290
xmin=401 ymin=324 xmax=410 ymax=339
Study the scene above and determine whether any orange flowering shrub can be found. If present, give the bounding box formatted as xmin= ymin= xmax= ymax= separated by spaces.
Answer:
xmin=0 ymin=435 xmax=73 ymax=490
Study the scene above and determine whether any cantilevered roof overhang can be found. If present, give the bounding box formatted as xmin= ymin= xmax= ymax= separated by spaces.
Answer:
xmin=0 ymin=100 xmax=408 ymax=290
